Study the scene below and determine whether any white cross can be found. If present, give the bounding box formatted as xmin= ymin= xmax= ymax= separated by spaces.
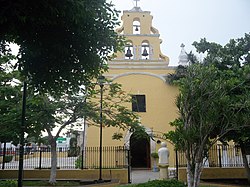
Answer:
xmin=134 ymin=0 xmax=140 ymax=7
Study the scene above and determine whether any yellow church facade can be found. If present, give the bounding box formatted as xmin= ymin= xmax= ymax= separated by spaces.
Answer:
xmin=85 ymin=4 xmax=179 ymax=168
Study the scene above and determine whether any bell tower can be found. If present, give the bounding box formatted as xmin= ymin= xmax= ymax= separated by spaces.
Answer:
xmin=113 ymin=1 xmax=169 ymax=64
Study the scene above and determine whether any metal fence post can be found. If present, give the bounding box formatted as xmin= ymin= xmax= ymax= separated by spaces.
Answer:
xmin=218 ymin=145 xmax=222 ymax=168
xmin=175 ymin=149 xmax=179 ymax=180
xmin=39 ymin=149 xmax=42 ymax=170
xmin=2 ymin=142 xmax=6 ymax=170
xmin=81 ymin=150 xmax=84 ymax=169
xmin=127 ymin=149 xmax=131 ymax=183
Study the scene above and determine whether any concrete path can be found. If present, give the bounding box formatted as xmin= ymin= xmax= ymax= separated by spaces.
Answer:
xmin=130 ymin=170 xmax=247 ymax=186
xmin=130 ymin=169 xmax=160 ymax=184
xmin=130 ymin=168 xmax=177 ymax=184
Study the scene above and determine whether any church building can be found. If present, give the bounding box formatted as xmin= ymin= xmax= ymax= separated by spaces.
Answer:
xmin=85 ymin=2 xmax=182 ymax=168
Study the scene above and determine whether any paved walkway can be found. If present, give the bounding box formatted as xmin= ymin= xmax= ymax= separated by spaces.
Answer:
xmin=130 ymin=170 xmax=248 ymax=187
xmin=131 ymin=169 xmax=160 ymax=184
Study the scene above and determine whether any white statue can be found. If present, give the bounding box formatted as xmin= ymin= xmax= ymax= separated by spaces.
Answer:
xmin=158 ymin=142 xmax=169 ymax=165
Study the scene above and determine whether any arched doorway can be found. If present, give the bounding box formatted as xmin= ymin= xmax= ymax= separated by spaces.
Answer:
xmin=130 ymin=131 xmax=151 ymax=168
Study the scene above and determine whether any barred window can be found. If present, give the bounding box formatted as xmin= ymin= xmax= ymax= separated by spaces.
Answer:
xmin=132 ymin=95 xmax=146 ymax=112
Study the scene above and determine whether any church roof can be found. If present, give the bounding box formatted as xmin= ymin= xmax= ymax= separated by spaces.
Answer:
xmin=128 ymin=6 xmax=143 ymax=12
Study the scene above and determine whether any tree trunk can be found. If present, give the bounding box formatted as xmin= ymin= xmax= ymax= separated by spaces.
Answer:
xmin=186 ymin=162 xmax=194 ymax=187
xmin=193 ymin=162 xmax=203 ymax=187
xmin=239 ymin=140 xmax=250 ymax=184
xmin=186 ymin=156 xmax=203 ymax=187
xmin=49 ymin=138 xmax=57 ymax=184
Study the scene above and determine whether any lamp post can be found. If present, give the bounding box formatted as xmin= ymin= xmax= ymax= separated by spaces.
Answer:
xmin=18 ymin=81 xmax=27 ymax=187
xmin=98 ymin=75 xmax=105 ymax=182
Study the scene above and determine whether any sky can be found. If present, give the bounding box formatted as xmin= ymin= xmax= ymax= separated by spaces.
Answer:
xmin=111 ymin=0 xmax=250 ymax=66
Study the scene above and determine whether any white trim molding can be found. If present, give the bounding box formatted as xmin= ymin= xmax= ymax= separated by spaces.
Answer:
xmin=105 ymin=72 xmax=167 ymax=82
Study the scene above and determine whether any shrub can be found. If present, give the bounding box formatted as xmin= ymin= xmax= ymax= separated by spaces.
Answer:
xmin=128 ymin=179 xmax=186 ymax=187
xmin=4 ymin=155 xmax=13 ymax=163
xmin=150 ymin=152 xmax=159 ymax=159
xmin=75 ymin=155 xmax=83 ymax=169
xmin=0 ymin=180 xmax=17 ymax=187
xmin=67 ymin=147 xmax=80 ymax=157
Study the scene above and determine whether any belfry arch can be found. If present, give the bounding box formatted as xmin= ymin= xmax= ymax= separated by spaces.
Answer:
xmin=133 ymin=19 xmax=141 ymax=34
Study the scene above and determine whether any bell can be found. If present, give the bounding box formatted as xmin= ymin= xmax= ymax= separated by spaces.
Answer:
xmin=142 ymin=47 xmax=149 ymax=57
xmin=135 ymin=26 xmax=139 ymax=32
xmin=125 ymin=47 xmax=133 ymax=58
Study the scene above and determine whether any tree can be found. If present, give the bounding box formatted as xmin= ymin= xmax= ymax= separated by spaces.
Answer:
xmin=166 ymin=33 xmax=250 ymax=186
xmin=167 ymin=51 xmax=198 ymax=85
xmin=0 ymin=0 xmax=122 ymax=94
xmin=28 ymin=82 xmax=142 ymax=184
xmin=0 ymin=54 xmax=44 ymax=145
xmin=0 ymin=54 xmax=21 ymax=144
xmin=0 ymin=52 xmax=141 ymax=183
xmin=193 ymin=33 xmax=250 ymax=184
xmin=166 ymin=64 xmax=234 ymax=187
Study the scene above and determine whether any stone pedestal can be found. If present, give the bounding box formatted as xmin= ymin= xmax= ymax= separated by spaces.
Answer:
xmin=158 ymin=164 xmax=169 ymax=179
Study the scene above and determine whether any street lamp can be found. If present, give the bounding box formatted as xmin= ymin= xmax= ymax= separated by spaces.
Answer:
xmin=98 ymin=75 xmax=105 ymax=182
xmin=18 ymin=81 xmax=27 ymax=187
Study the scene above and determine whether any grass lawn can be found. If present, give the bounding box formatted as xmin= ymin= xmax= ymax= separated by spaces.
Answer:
xmin=0 ymin=180 xmax=86 ymax=186
xmin=23 ymin=180 xmax=80 ymax=186
xmin=119 ymin=179 xmax=248 ymax=187
xmin=1 ymin=179 xmax=248 ymax=187
xmin=1 ymin=179 xmax=118 ymax=186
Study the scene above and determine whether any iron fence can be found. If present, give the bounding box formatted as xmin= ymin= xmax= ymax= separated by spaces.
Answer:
xmin=0 ymin=146 xmax=128 ymax=170
xmin=176 ymin=144 xmax=249 ymax=168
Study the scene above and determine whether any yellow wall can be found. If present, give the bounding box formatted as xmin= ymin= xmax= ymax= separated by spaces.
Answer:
xmin=178 ymin=167 xmax=248 ymax=182
xmin=0 ymin=169 xmax=128 ymax=184
xmin=86 ymin=71 xmax=179 ymax=166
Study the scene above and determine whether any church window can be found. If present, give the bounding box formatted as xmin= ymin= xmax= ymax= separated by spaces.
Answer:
xmin=133 ymin=20 xmax=140 ymax=34
xmin=132 ymin=95 xmax=146 ymax=112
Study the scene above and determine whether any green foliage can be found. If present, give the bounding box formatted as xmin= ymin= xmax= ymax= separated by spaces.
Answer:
xmin=167 ymin=65 xmax=187 ymax=85
xmin=192 ymin=33 xmax=250 ymax=143
xmin=193 ymin=33 xmax=250 ymax=69
xmin=167 ymin=51 xmax=198 ymax=85
xmin=0 ymin=0 xmax=123 ymax=95
xmin=167 ymin=64 xmax=233 ymax=146
xmin=68 ymin=146 xmax=80 ymax=157
xmin=37 ymin=136 xmax=50 ymax=146
xmin=75 ymin=155 xmax=83 ymax=169
xmin=193 ymin=33 xmax=250 ymax=183
xmin=3 ymin=155 xmax=13 ymax=163
xmin=112 ymin=132 xmax=123 ymax=140
xmin=22 ymin=180 xmax=79 ymax=186
xmin=150 ymin=152 xmax=159 ymax=159
xmin=0 ymin=55 xmax=22 ymax=142
xmin=85 ymin=82 xmax=144 ymax=139
xmin=165 ymin=119 xmax=185 ymax=151
xmin=0 ymin=180 xmax=17 ymax=187
xmin=120 ymin=179 xmax=186 ymax=187
xmin=166 ymin=33 xmax=250 ymax=186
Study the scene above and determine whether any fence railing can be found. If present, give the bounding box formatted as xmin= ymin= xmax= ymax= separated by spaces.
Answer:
xmin=0 ymin=146 xmax=128 ymax=170
xmin=177 ymin=144 xmax=249 ymax=168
